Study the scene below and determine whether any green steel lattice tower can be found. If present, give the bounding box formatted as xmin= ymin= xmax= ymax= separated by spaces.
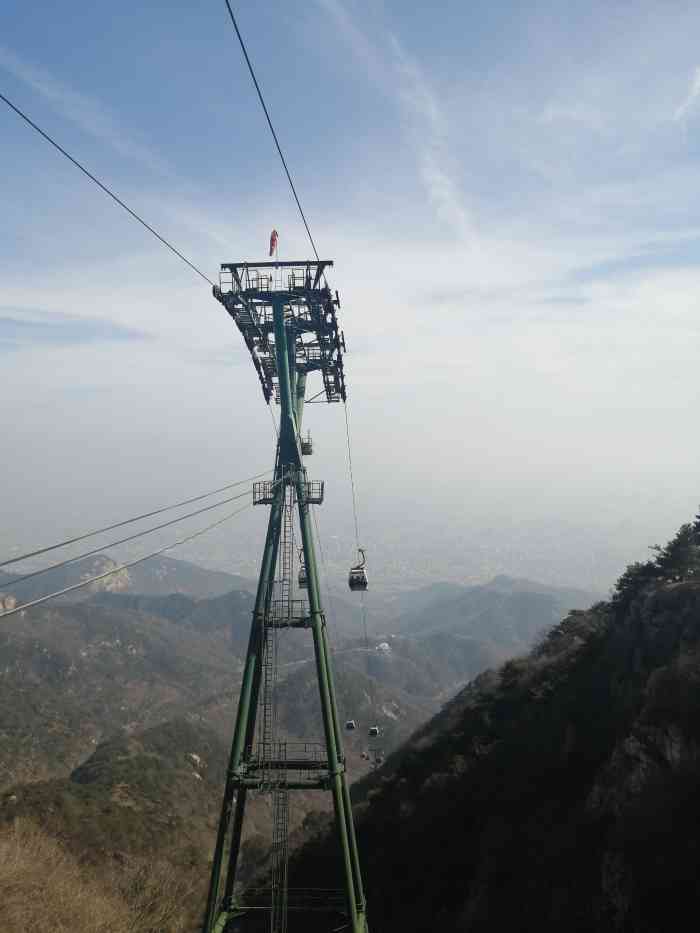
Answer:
xmin=202 ymin=260 xmax=369 ymax=933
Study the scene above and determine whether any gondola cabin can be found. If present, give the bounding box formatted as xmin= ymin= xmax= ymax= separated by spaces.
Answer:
xmin=300 ymin=431 xmax=313 ymax=456
xmin=348 ymin=547 xmax=368 ymax=592
xmin=368 ymin=726 xmax=380 ymax=738
xmin=298 ymin=549 xmax=307 ymax=589
xmin=345 ymin=719 xmax=357 ymax=731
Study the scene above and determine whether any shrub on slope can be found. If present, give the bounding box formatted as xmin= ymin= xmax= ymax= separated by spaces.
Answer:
xmin=0 ymin=820 xmax=192 ymax=933
xmin=279 ymin=511 xmax=700 ymax=933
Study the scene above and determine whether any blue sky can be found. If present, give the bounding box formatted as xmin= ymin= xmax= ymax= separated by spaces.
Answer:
xmin=2 ymin=1 xmax=700 ymax=589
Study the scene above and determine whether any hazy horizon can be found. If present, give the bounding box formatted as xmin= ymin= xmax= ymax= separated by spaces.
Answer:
xmin=3 ymin=1 xmax=700 ymax=598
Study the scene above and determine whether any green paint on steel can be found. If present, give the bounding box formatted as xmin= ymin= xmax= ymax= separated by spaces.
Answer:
xmin=201 ymin=483 xmax=283 ymax=930
xmin=295 ymin=371 xmax=306 ymax=431
xmin=203 ymin=273 xmax=369 ymax=933
xmin=272 ymin=297 xmax=300 ymax=466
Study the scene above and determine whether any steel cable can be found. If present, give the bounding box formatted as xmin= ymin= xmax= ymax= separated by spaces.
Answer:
xmin=342 ymin=401 xmax=377 ymax=736
xmin=310 ymin=505 xmax=339 ymax=639
xmin=0 ymin=501 xmax=253 ymax=621
xmin=0 ymin=470 xmax=271 ymax=570
xmin=0 ymin=91 xmax=214 ymax=286
xmin=5 ymin=487 xmax=257 ymax=589
xmin=222 ymin=2 xmax=321 ymax=262
xmin=343 ymin=402 xmax=361 ymax=550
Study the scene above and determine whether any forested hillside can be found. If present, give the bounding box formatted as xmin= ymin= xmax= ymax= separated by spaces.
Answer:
xmin=0 ymin=556 xmax=605 ymax=931
xmin=283 ymin=514 xmax=700 ymax=933
xmin=0 ymin=554 xmax=248 ymax=604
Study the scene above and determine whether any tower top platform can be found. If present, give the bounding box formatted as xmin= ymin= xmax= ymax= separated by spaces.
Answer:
xmin=213 ymin=259 xmax=346 ymax=405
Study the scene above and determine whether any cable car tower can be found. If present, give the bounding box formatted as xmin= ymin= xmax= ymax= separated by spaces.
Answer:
xmin=203 ymin=260 xmax=369 ymax=933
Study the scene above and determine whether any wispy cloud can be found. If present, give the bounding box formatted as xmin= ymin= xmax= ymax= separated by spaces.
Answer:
xmin=0 ymin=45 xmax=168 ymax=172
xmin=315 ymin=0 xmax=385 ymax=81
xmin=389 ymin=38 xmax=472 ymax=240
xmin=316 ymin=0 xmax=472 ymax=240
xmin=539 ymin=103 xmax=607 ymax=133
xmin=673 ymin=65 xmax=700 ymax=121
xmin=0 ymin=308 xmax=148 ymax=352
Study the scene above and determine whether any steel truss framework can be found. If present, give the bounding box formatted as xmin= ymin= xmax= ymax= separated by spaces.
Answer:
xmin=203 ymin=262 xmax=368 ymax=933
xmin=213 ymin=260 xmax=346 ymax=405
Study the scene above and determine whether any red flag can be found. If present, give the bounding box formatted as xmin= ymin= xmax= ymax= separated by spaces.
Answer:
xmin=269 ymin=229 xmax=278 ymax=257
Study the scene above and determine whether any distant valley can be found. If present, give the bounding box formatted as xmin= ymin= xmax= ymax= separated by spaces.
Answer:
xmin=0 ymin=553 xmax=597 ymax=931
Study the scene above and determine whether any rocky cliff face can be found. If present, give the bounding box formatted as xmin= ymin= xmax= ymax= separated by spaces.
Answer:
xmin=282 ymin=522 xmax=700 ymax=933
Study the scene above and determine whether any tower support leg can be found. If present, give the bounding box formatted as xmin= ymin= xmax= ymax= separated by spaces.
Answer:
xmin=203 ymin=293 xmax=369 ymax=933
xmin=202 ymin=480 xmax=284 ymax=931
xmin=296 ymin=480 xmax=368 ymax=933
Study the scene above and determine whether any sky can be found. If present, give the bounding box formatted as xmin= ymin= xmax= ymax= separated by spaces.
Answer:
xmin=2 ymin=0 xmax=700 ymax=593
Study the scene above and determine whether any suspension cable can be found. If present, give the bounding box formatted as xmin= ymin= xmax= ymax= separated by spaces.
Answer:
xmin=310 ymin=505 xmax=338 ymax=638
xmin=310 ymin=503 xmax=377 ymax=760
xmin=342 ymin=402 xmax=376 ymax=733
xmin=343 ymin=402 xmax=361 ymax=550
xmin=222 ymin=2 xmax=321 ymax=262
xmin=0 ymin=91 xmax=214 ymax=286
xmin=0 ymin=501 xmax=253 ymax=621
xmin=6 ymin=486 xmax=258 ymax=589
xmin=359 ymin=592 xmax=372 ymax=682
xmin=0 ymin=470 xmax=271 ymax=570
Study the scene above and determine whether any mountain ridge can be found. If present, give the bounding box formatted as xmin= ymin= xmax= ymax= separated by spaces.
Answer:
xmin=280 ymin=515 xmax=700 ymax=933
xmin=0 ymin=552 xmax=614 ymax=931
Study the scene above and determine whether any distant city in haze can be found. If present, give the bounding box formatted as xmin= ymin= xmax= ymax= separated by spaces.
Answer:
xmin=2 ymin=505 xmax=671 ymax=598
xmin=173 ymin=513 xmax=671 ymax=597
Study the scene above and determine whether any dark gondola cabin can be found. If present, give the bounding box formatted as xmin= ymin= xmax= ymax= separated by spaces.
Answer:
xmin=348 ymin=547 xmax=368 ymax=592
xmin=300 ymin=431 xmax=313 ymax=456
xmin=298 ymin=549 xmax=307 ymax=589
